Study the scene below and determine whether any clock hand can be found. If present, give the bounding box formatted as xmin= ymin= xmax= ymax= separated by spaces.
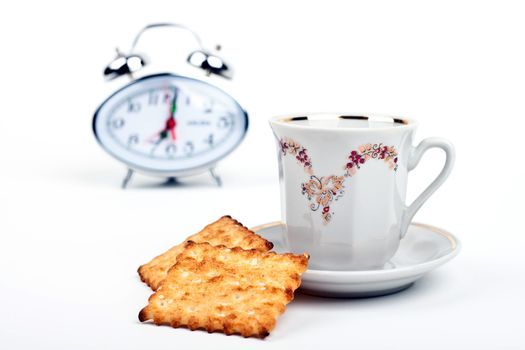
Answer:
xmin=145 ymin=129 xmax=169 ymax=144
xmin=167 ymin=88 xmax=178 ymax=141
xmin=145 ymin=89 xmax=178 ymax=144
xmin=149 ymin=129 xmax=170 ymax=155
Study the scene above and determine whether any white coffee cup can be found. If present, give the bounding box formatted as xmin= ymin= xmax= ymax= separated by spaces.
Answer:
xmin=269 ymin=113 xmax=455 ymax=271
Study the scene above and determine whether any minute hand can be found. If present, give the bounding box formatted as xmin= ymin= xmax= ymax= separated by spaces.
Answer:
xmin=167 ymin=88 xmax=178 ymax=140
xmin=170 ymin=88 xmax=178 ymax=117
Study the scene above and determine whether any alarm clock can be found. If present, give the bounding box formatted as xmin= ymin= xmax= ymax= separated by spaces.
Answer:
xmin=93 ymin=23 xmax=248 ymax=188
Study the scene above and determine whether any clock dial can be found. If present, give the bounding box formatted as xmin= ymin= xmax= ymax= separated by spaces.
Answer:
xmin=93 ymin=74 xmax=248 ymax=174
xmin=107 ymin=87 xmax=235 ymax=160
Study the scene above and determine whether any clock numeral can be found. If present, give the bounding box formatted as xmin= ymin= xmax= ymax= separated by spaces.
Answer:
xmin=165 ymin=144 xmax=177 ymax=156
xmin=185 ymin=96 xmax=191 ymax=105
xmin=163 ymin=92 xmax=171 ymax=104
xmin=128 ymin=100 xmax=141 ymax=112
xmin=184 ymin=141 xmax=194 ymax=155
xmin=111 ymin=118 xmax=125 ymax=129
xmin=148 ymin=91 xmax=159 ymax=105
xmin=163 ymin=88 xmax=179 ymax=104
xmin=205 ymin=133 xmax=214 ymax=147
xmin=128 ymin=134 xmax=139 ymax=145
xmin=218 ymin=116 xmax=232 ymax=129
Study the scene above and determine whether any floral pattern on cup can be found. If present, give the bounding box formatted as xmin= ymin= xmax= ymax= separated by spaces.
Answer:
xmin=279 ymin=138 xmax=399 ymax=224
xmin=279 ymin=137 xmax=313 ymax=175
xmin=301 ymin=175 xmax=345 ymax=223
xmin=345 ymin=143 xmax=398 ymax=176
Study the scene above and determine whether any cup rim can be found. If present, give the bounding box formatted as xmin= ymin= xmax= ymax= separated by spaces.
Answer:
xmin=269 ymin=113 xmax=418 ymax=131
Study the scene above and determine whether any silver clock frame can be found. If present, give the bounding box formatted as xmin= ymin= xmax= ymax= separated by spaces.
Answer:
xmin=92 ymin=73 xmax=249 ymax=188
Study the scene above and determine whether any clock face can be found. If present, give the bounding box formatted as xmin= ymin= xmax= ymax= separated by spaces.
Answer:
xmin=93 ymin=74 xmax=248 ymax=175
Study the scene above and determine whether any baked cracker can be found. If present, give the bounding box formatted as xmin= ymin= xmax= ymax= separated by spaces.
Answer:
xmin=138 ymin=241 xmax=309 ymax=338
xmin=138 ymin=216 xmax=273 ymax=291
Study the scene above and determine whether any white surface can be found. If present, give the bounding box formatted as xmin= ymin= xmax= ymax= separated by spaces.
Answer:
xmin=0 ymin=0 xmax=524 ymax=349
xmin=254 ymin=222 xmax=461 ymax=297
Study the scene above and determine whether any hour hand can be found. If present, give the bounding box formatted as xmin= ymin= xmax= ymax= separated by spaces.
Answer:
xmin=146 ymin=129 xmax=168 ymax=144
xmin=158 ymin=130 xmax=168 ymax=143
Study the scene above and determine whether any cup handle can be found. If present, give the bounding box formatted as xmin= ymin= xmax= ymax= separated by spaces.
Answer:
xmin=400 ymin=137 xmax=456 ymax=238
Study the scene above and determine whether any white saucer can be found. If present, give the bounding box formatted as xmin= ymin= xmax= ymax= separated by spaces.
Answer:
xmin=252 ymin=222 xmax=460 ymax=298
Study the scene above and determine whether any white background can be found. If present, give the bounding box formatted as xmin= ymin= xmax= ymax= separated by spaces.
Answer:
xmin=1 ymin=0 xmax=524 ymax=349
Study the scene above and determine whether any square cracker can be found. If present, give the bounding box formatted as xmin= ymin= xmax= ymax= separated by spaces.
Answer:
xmin=138 ymin=241 xmax=309 ymax=338
xmin=138 ymin=216 xmax=273 ymax=291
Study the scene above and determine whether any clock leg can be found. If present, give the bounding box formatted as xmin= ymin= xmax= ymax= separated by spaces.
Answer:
xmin=121 ymin=168 xmax=134 ymax=189
xmin=209 ymin=168 xmax=222 ymax=187
xmin=166 ymin=177 xmax=178 ymax=185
